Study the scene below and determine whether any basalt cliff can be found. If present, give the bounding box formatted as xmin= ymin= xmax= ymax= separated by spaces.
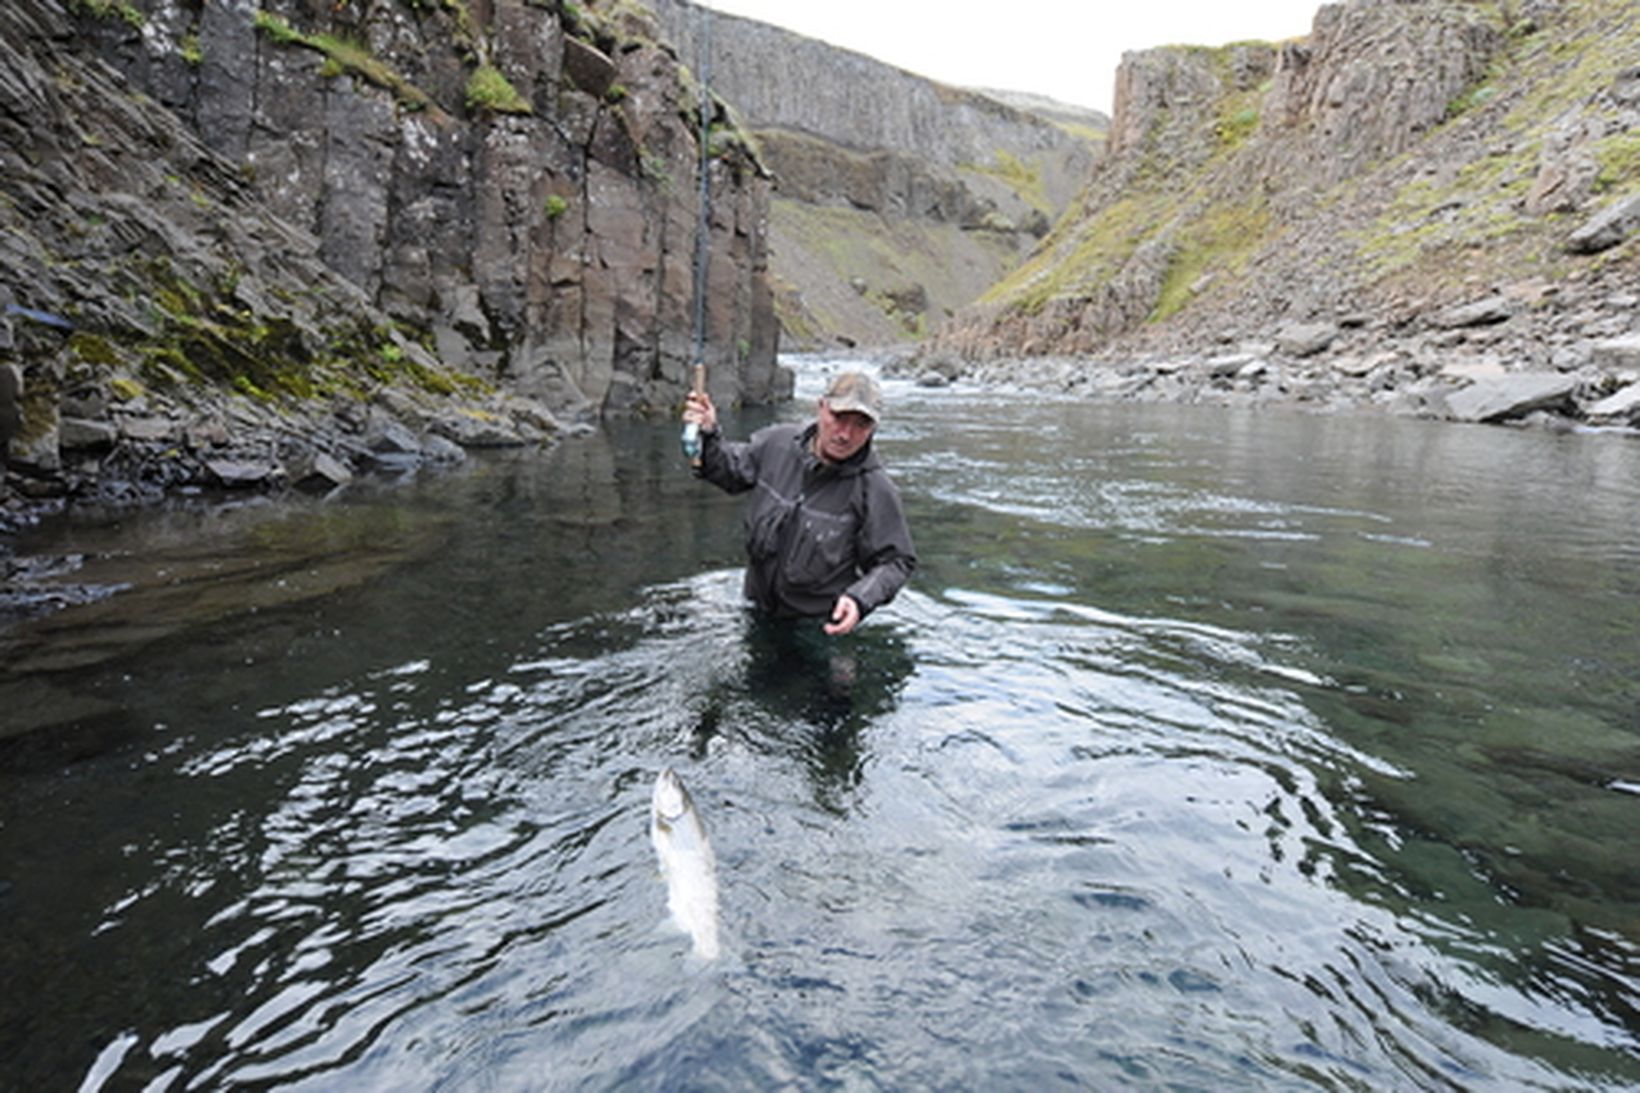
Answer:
xmin=920 ymin=0 xmax=1640 ymax=429
xmin=1 ymin=0 xmax=781 ymax=528
xmin=647 ymin=0 xmax=1105 ymax=350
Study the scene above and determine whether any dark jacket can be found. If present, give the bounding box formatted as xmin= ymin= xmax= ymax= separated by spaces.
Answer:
xmin=697 ymin=421 xmax=916 ymax=620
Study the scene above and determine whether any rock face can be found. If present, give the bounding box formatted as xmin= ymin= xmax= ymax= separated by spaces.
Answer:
xmin=647 ymin=0 xmax=1104 ymax=350
xmin=0 ymin=0 xmax=793 ymax=527
xmin=924 ymin=0 xmax=1640 ymax=430
xmin=1 ymin=0 xmax=786 ymax=528
xmin=88 ymin=0 xmax=782 ymax=413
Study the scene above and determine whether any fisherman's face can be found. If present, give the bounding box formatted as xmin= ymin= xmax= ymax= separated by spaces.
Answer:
xmin=814 ymin=399 xmax=875 ymax=463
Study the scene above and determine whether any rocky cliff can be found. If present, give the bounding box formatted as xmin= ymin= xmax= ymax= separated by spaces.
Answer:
xmin=925 ymin=0 xmax=1640 ymax=429
xmin=647 ymin=0 xmax=1105 ymax=349
xmin=1 ymin=0 xmax=782 ymax=528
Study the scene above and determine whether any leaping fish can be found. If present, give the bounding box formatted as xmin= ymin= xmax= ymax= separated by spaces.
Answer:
xmin=650 ymin=767 xmax=721 ymax=960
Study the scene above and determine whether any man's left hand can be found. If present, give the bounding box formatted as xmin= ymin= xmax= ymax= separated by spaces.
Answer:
xmin=823 ymin=595 xmax=861 ymax=636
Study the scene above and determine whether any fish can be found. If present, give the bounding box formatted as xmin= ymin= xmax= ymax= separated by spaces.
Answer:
xmin=650 ymin=766 xmax=721 ymax=960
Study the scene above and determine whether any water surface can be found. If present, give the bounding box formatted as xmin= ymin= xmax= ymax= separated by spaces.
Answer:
xmin=2 ymin=361 xmax=1637 ymax=1089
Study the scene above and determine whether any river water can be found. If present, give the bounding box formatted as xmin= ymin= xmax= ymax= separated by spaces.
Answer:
xmin=2 ymin=359 xmax=1637 ymax=1090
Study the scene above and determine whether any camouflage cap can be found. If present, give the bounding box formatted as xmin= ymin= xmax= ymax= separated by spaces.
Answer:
xmin=821 ymin=371 xmax=883 ymax=423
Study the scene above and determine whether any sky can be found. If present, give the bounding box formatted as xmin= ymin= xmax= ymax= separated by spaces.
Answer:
xmin=697 ymin=0 xmax=1325 ymax=115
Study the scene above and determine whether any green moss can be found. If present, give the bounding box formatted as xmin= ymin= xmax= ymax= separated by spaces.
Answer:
xmin=1215 ymin=99 xmax=1261 ymax=150
xmin=1151 ymin=198 xmax=1273 ymax=321
xmin=1593 ymin=131 xmax=1640 ymax=191
xmin=983 ymin=192 xmax=1171 ymax=314
xmin=466 ymin=65 xmax=532 ymax=114
xmin=233 ymin=374 xmax=274 ymax=402
xmin=323 ymin=326 xmax=491 ymax=398
xmin=562 ymin=1 xmax=587 ymax=35
xmin=1502 ymin=8 xmax=1631 ymax=131
xmin=16 ymin=389 xmax=58 ymax=447
xmin=962 ymin=150 xmax=1049 ymax=213
xmin=69 ymin=332 xmax=121 ymax=367
xmin=439 ymin=0 xmax=480 ymax=57
xmin=706 ymin=103 xmax=765 ymax=168
xmin=252 ymin=9 xmax=303 ymax=45
xmin=1334 ymin=0 xmax=1640 ymax=289
xmin=1353 ymin=143 xmax=1539 ymax=280
xmin=561 ymin=0 xmax=617 ymax=51
xmin=140 ymin=345 xmax=204 ymax=387
xmin=1446 ymin=82 xmax=1498 ymax=118
xmin=110 ymin=376 xmax=145 ymax=402
xmin=254 ymin=12 xmax=435 ymax=112
xmin=544 ymin=194 xmax=569 ymax=219
xmin=70 ymin=0 xmax=144 ymax=28
xmin=181 ymin=33 xmax=202 ymax=65
xmin=640 ymin=153 xmax=672 ymax=189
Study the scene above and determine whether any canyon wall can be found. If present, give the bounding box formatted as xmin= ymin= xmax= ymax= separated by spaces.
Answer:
xmin=932 ymin=0 xmax=1639 ymax=389
xmin=648 ymin=0 xmax=1105 ymax=349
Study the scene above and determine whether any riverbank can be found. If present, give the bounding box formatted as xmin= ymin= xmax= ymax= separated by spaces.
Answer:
xmin=0 ymin=308 xmax=586 ymax=542
xmin=0 ymin=343 xmax=579 ymax=626
xmin=898 ymin=270 xmax=1640 ymax=434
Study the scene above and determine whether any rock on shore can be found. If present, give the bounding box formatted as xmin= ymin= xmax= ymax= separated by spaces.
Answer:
xmin=899 ymin=281 xmax=1640 ymax=433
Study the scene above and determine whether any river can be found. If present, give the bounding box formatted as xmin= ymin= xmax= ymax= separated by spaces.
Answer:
xmin=2 ymin=358 xmax=1637 ymax=1089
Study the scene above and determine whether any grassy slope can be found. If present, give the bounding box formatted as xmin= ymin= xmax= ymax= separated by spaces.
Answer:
xmin=976 ymin=0 xmax=1637 ymax=342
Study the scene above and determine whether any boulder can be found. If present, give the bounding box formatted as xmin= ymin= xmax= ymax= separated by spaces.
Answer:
xmin=1584 ymin=383 xmax=1640 ymax=425
xmin=116 ymin=415 xmax=178 ymax=442
xmin=289 ymin=451 xmax=353 ymax=493
xmin=433 ymin=410 xmax=526 ymax=448
xmin=1565 ymin=192 xmax=1640 ymax=254
xmin=1274 ymin=322 xmax=1338 ymax=357
xmin=562 ymin=36 xmax=616 ymax=99
xmin=58 ymin=417 xmax=116 ymax=450
xmin=205 ymin=457 xmax=283 ymax=488
xmin=1445 ymin=372 xmax=1576 ymax=423
xmin=1208 ymin=351 xmax=1260 ymax=376
xmin=366 ymin=417 xmax=422 ymax=457
xmin=422 ymin=433 xmax=467 ymax=465
xmin=1432 ymin=296 xmax=1514 ymax=329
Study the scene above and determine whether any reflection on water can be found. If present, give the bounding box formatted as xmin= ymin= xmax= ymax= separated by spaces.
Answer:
xmin=1 ymin=368 xmax=1637 ymax=1090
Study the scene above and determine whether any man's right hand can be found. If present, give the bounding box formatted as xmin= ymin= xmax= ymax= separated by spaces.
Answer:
xmin=683 ymin=391 xmax=717 ymax=434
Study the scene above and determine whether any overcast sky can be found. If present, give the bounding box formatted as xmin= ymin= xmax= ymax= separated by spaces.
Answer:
xmin=697 ymin=1 xmax=1325 ymax=115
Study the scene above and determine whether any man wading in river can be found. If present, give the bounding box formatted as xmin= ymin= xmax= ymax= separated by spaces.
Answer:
xmin=683 ymin=371 xmax=916 ymax=636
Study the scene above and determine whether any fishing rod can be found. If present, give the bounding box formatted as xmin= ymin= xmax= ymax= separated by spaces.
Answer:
xmin=682 ymin=2 xmax=712 ymax=467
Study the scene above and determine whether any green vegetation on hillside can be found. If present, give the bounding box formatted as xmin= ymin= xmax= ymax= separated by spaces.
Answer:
xmin=974 ymin=0 xmax=1636 ymax=342
xmin=962 ymin=150 xmax=1051 ymax=214
xmin=466 ymin=64 xmax=531 ymax=114
xmin=977 ymin=34 xmax=1296 ymax=321
xmin=1353 ymin=0 xmax=1634 ymax=284
xmin=253 ymin=11 xmax=436 ymax=112
xmin=981 ymin=192 xmax=1169 ymax=315
xmin=771 ymin=198 xmax=1018 ymax=347
xmin=68 ymin=0 xmax=144 ymax=28
xmin=76 ymin=255 xmax=486 ymax=406
xmin=1151 ymin=198 xmax=1273 ymax=320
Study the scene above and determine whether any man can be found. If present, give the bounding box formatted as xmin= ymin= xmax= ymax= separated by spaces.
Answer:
xmin=683 ymin=371 xmax=915 ymax=636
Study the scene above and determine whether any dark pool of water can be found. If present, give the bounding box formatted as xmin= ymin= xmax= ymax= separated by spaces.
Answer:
xmin=2 ymin=361 xmax=1637 ymax=1089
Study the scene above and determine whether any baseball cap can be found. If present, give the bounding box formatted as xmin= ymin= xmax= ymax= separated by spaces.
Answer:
xmin=822 ymin=371 xmax=883 ymax=423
